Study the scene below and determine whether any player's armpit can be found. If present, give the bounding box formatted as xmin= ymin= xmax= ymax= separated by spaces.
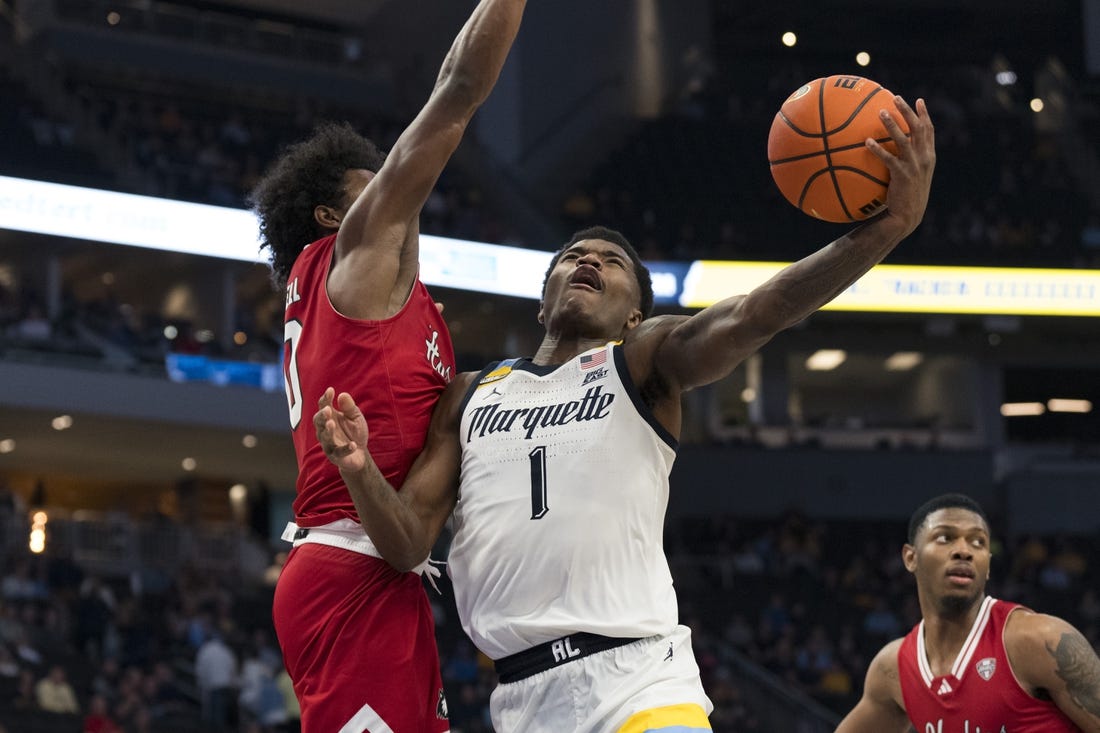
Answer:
xmin=650 ymin=294 xmax=773 ymax=395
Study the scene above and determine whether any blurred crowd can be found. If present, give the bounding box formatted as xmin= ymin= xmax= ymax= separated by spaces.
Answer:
xmin=0 ymin=281 xmax=280 ymax=373
xmin=5 ymin=53 xmax=1098 ymax=389
xmin=0 ymin=526 xmax=298 ymax=733
xmin=4 ymin=29 xmax=1097 ymax=269
xmin=2 ymin=498 xmax=1097 ymax=733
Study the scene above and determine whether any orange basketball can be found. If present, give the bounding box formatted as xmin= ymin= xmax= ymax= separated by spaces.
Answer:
xmin=767 ymin=75 xmax=909 ymax=223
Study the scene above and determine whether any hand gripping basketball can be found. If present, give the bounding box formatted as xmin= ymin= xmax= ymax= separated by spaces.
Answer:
xmin=768 ymin=75 xmax=932 ymax=224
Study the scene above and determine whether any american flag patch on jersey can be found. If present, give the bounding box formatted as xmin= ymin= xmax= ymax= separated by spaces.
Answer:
xmin=579 ymin=350 xmax=607 ymax=370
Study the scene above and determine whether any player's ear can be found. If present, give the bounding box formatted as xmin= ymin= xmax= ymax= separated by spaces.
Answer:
xmin=537 ymin=302 xmax=545 ymax=325
xmin=624 ymin=307 xmax=643 ymax=331
xmin=314 ymin=204 xmax=343 ymax=230
xmin=902 ymin=543 xmax=917 ymax=573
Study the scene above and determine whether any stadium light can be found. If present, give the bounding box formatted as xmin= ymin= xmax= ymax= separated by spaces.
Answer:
xmin=1000 ymin=402 xmax=1045 ymax=417
xmin=1047 ymin=399 xmax=1092 ymax=414
xmin=806 ymin=350 xmax=847 ymax=371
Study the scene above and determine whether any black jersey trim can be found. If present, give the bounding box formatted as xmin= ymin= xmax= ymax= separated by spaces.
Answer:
xmin=612 ymin=344 xmax=678 ymax=451
xmin=458 ymin=361 xmax=502 ymax=417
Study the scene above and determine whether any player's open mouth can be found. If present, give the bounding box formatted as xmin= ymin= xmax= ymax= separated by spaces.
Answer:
xmin=569 ymin=266 xmax=603 ymax=291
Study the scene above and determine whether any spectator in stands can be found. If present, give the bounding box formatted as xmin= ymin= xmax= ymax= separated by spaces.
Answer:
xmin=144 ymin=660 xmax=186 ymax=720
xmin=274 ymin=667 xmax=299 ymax=730
xmin=195 ymin=630 xmax=238 ymax=731
xmin=89 ymin=656 xmax=121 ymax=706
xmin=11 ymin=302 xmax=52 ymax=340
xmin=442 ymin=639 xmax=480 ymax=687
xmin=0 ymin=281 xmax=18 ymax=327
xmin=818 ymin=658 xmax=855 ymax=703
xmin=238 ymin=636 xmax=287 ymax=731
xmin=794 ymin=625 xmax=836 ymax=686
xmin=1 ymin=557 xmax=46 ymax=601
xmin=446 ymin=682 xmax=491 ymax=733
xmin=759 ymin=592 xmax=793 ymax=641
xmin=34 ymin=664 xmax=80 ymax=714
xmin=9 ymin=623 xmax=42 ymax=667
xmin=169 ymin=321 xmax=204 ymax=355
xmin=13 ymin=667 xmax=37 ymax=711
xmin=722 ymin=613 xmax=755 ymax=651
xmin=0 ymin=643 xmax=19 ymax=679
xmin=111 ymin=665 xmax=149 ymax=730
xmin=83 ymin=693 xmax=123 ymax=733
xmin=862 ymin=597 xmax=903 ymax=640
xmin=0 ymin=479 xmax=23 ymax=517
xmin=1079 ymin=589 xmax=1100 ymax=627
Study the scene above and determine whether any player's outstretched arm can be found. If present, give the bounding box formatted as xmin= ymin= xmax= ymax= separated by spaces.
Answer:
xmin=835 ymin=640 xmax=911 ymax=733
xmin=332 ymin=0 xmax=527 ymax=313
xmin=314 ymin=380 xmax=469 ymax=572
xmin=1008 ymin=611 xmax=1100 ymax=732
xmin=654 ymin=97 xmax=935 ymax=393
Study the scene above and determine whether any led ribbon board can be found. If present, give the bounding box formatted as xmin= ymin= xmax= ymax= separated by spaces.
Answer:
xmin=680 ymin=261 xmax=1100 ymax=316
xmin=2 ymin=176 xmax=1098 ymax=316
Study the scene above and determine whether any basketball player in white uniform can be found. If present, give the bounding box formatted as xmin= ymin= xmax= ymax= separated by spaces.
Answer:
xmin=315 ymin=96 xmax=935 ymax=732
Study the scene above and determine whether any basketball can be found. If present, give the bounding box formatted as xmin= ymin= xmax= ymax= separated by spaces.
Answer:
xmin=767 ymin=75 xmax=909 ymax=223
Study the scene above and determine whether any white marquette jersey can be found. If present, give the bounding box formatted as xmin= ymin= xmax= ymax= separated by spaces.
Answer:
xmin=447 ymin=342 xmax=680 ymax=659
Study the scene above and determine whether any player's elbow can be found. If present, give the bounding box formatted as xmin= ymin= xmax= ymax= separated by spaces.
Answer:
xmin=389 ymin=544 xmax=431 ymax=574
xmin=434 ymin=70 xmax=486 ymax=114
xmin=380 ymin=527 xmax=433 ymax=573
xmin=389 ymin=555 xmax=420 ymax=574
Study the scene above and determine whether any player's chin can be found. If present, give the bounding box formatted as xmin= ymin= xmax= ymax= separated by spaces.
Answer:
xmin=939 ymin=586 xmax=982 ymax=614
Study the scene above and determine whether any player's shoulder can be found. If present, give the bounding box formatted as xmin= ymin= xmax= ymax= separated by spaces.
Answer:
xmin=429 ymin=371 xmax=482 ymax=430
xmin=621 ymin=315 xmax=689 ymax=358
xmin=629 ymin=314 xmax=688 ymax=339
xmin=442 ymin=370 xmax=482 ymax=405
xmin=859 ymin=637 xmax=906 ymax=705
xmin=450 ymin=370 xmax=481 ymax=392
xmin=1003 ymin=607 xmax=1092 ymax=691
xmin=439 ymin=371 xmax=478 ymax=398
xmin=1005 ymin=607 xmax=1077 ymax=650
xmin=874 ymin=637 xmax=906 ymax=673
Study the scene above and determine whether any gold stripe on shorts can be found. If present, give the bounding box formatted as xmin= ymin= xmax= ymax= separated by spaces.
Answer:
xmin=615 ymin=703 xmax=711 ymax=733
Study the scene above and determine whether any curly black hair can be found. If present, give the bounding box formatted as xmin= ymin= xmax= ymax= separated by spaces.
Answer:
xmin=541 ymin=225 xmax=654 ymax=318
xmin=248 ymin=122 xmax=387 ymax=287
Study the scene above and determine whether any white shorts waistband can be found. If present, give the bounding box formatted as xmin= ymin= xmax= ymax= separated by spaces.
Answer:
xmin=281 ymin=520 xmax=384 ymax=558
xmin=281 ymin=521 xmax=439 ymax=585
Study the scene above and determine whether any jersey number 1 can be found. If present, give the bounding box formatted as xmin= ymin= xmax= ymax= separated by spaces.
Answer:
xmin=528 ymin=446 xmax=549 ymax=520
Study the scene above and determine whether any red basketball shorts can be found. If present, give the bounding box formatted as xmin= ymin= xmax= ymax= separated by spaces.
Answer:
xmin=273 ymin=542 xmax=449 ymax=733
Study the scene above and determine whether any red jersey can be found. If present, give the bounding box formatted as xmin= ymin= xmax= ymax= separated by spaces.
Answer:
xmin=898 ymin=596 xmax=1080 ymax=733
xmin=282 ymin=233 xmax=455 ymax=527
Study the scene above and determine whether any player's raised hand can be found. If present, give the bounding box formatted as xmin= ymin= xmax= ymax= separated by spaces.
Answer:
xmin=868 ymin=96 xmax=936 ymax=235
xmin=314 ymin=387 xmax=369 ymax=472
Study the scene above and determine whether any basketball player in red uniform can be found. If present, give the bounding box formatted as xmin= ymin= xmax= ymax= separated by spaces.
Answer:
xmin=248 ymin=2 xmax=526 ymax=731
xmin=836 ymin=494 xmax=1100 ymax=733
